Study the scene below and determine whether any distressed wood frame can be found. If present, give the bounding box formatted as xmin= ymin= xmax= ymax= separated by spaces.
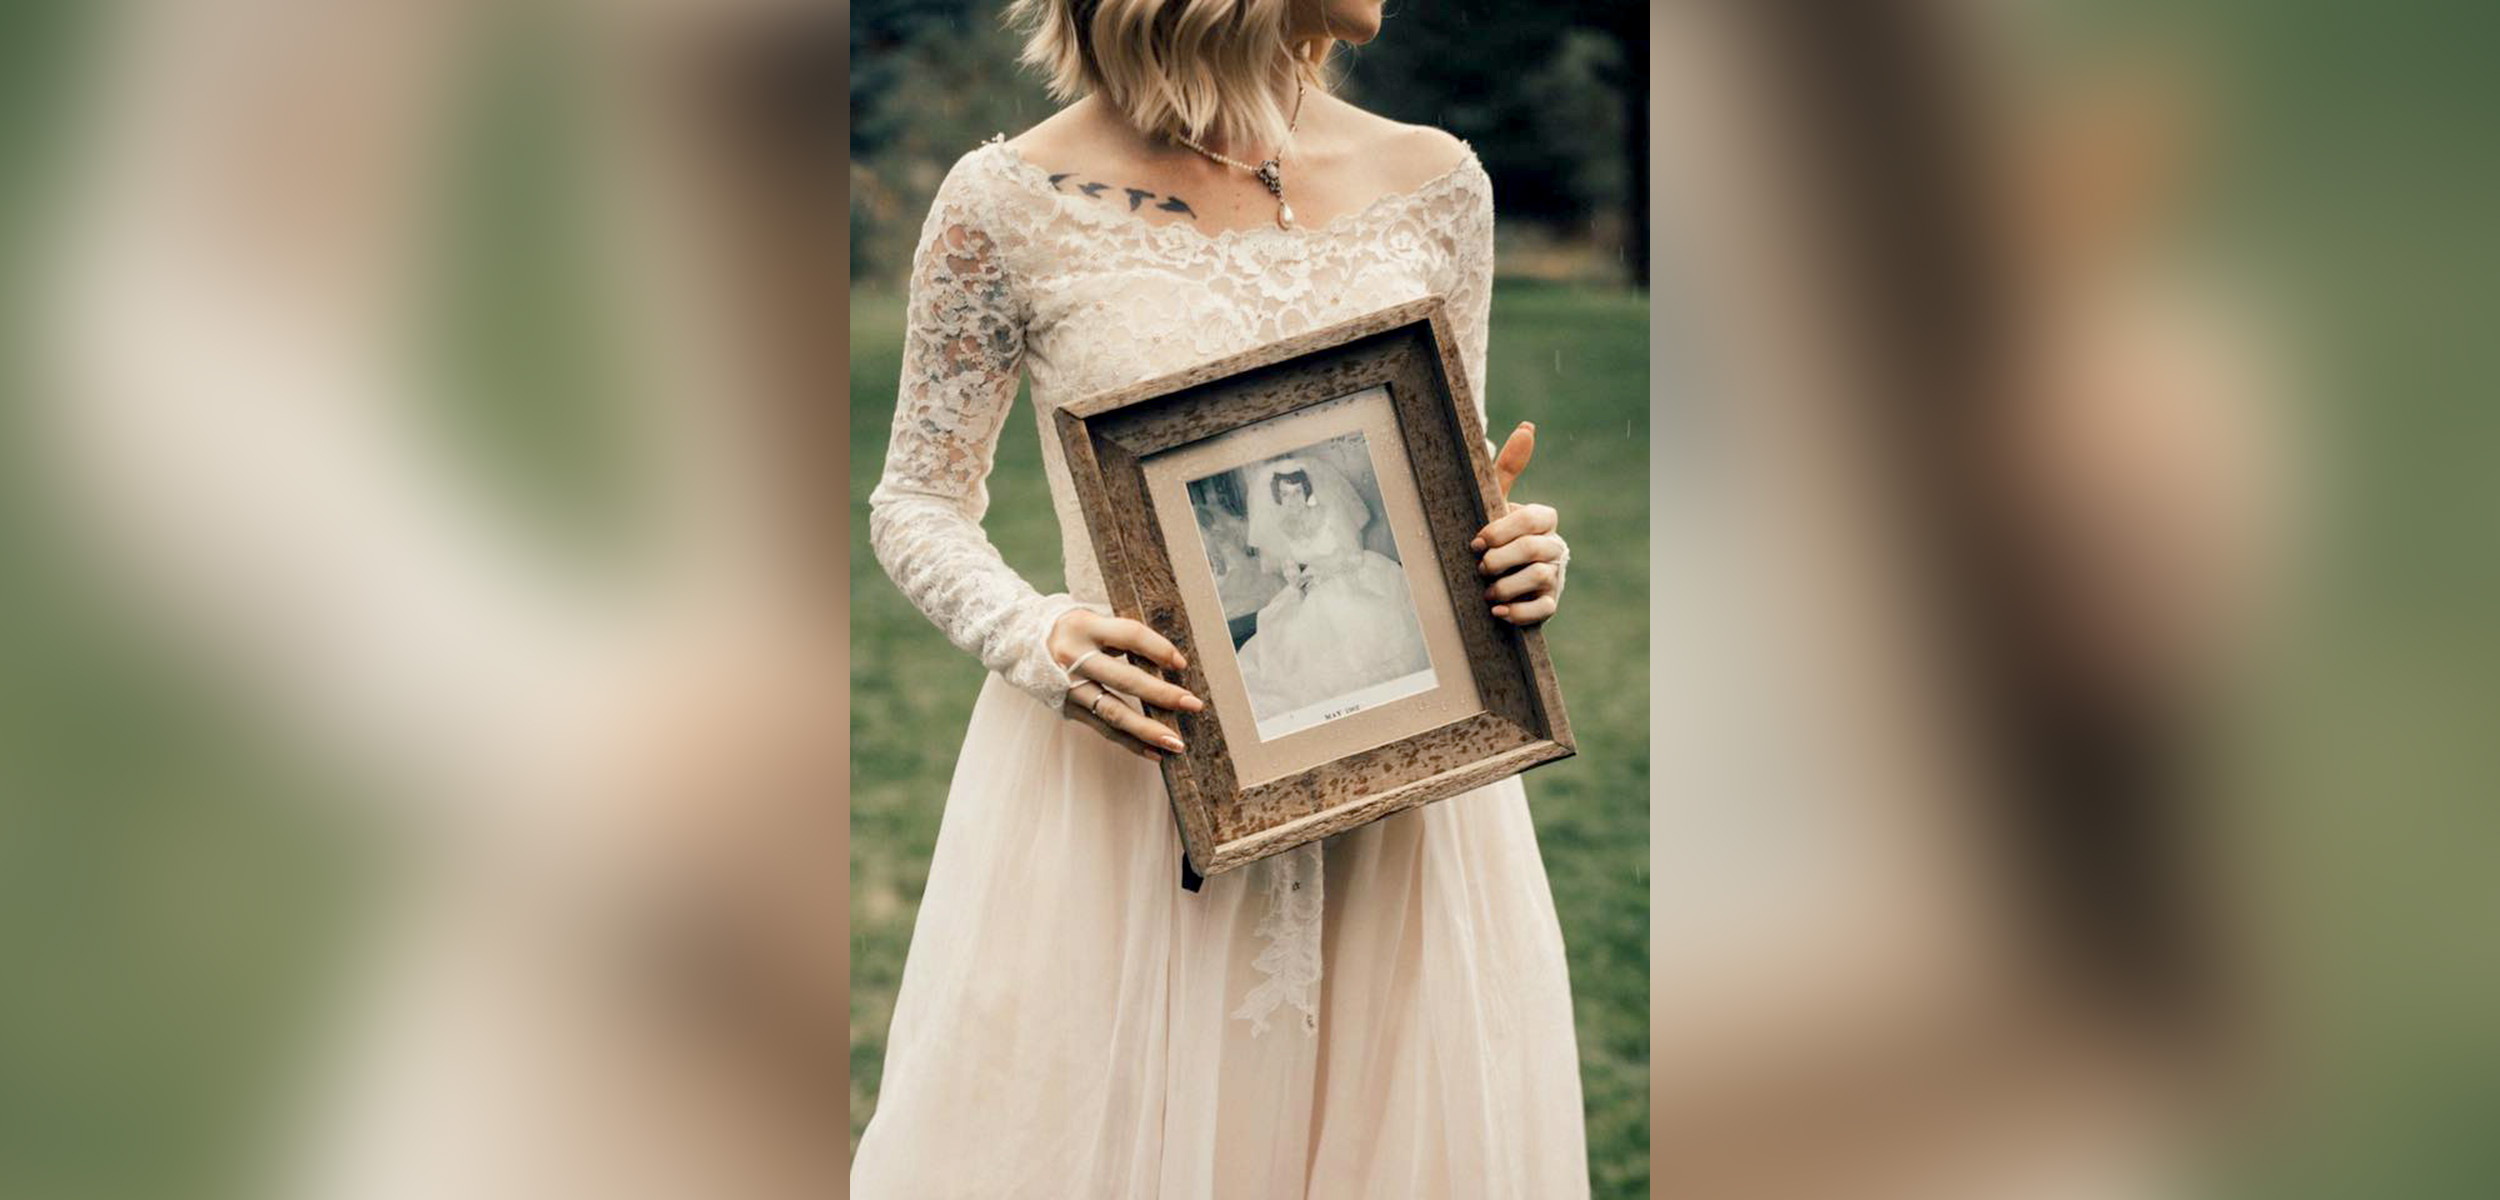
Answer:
xmin=1054 ymin=296 xmax=1575 ymax=879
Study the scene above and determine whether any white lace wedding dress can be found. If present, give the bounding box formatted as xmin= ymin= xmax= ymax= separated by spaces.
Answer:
xmin=851 ymin=135 xmax=1588 ymax=1198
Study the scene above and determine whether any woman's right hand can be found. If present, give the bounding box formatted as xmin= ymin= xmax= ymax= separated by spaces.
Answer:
xmin=1048 ymin=609 xmax=1204 ymax=759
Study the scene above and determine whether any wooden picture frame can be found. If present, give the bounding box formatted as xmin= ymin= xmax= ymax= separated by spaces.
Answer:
xmin=1054 ymin=296 xmax=1574 ymax=879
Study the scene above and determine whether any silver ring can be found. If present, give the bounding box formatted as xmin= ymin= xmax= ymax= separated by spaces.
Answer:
xmin=1063 ymin=647 xmax=1108 ymax=686
xmin=1086 ymin=684 xmax=1115 ymax=717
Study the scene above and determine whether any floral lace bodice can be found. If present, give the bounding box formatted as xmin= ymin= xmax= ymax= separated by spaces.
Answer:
xmin=867 ymin=133 xmax=1497 ymax=1036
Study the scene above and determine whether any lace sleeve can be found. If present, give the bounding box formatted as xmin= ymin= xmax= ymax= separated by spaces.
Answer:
xmin=868 ymin=152 xmax=1088 ymax=711
xmin=1438 ymin=157 xmax=1497 ymax=418
xmin=1437 ymin=157 xmax=1568 ymax=590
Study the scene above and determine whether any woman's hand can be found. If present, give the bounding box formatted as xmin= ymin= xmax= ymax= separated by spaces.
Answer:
xmin=1473 ymin=422 xmax=1569 ymax=626
xmin=1047 ymin=609 xmax=1205 ymax=759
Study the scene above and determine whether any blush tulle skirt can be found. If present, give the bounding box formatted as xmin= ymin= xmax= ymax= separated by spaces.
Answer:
xmin=850 ymin=672 xmax=1590 ymax=1198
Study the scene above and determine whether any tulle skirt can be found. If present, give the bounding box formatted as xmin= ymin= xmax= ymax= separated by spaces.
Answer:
xmin=851 ymin=673 xmax=1589 ymax=1198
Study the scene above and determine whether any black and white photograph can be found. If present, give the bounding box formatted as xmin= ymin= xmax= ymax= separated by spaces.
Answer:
xmin=1184 ymin=416 xmax=1438 ymax=740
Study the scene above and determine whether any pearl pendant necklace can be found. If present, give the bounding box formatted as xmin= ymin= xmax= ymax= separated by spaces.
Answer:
xmin=1252 ymin=159 xmax=1295 ymax=229
xmin=1175 ymin=79 xmax=1307 ymax=230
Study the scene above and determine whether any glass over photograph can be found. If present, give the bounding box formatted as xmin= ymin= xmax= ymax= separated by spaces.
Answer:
xmin=1184 ymin=420 xmax=1438 ymax=740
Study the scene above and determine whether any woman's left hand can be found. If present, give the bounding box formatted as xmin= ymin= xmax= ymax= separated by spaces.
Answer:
xmin=1473 ymin=421 xmax=1568 ymax=626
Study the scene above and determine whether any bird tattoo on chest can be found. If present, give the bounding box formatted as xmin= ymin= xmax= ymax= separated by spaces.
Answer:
xmin=1040 ymin=168 xmax=1200 ymax=222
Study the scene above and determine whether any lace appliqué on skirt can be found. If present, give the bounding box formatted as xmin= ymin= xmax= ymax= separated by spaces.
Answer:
xmin=1229 ymin=841 xmax=1325 ymax=1036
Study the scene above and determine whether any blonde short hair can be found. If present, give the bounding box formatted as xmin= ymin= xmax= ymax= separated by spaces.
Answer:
xmin=1006 ymin=0 xmax=1333 ymax=153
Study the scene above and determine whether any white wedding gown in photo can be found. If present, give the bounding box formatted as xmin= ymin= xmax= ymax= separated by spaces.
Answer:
xmin=853 ymin=135 xmax=1587 ymax=1198
xmin=1237 ymin=549 xmax=1428 ymax=719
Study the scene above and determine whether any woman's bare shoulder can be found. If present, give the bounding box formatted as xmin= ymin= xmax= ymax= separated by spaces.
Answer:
xmin=1331 ymin=102 xmax=1476 ymax=191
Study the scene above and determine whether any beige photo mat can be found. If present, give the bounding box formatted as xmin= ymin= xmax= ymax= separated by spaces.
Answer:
xmin=1144 ymin=383 xmax=1484 ymax=788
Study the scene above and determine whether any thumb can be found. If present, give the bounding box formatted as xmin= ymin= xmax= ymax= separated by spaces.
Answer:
xmin=1493 ymin=421 xmax=1536 ymax=504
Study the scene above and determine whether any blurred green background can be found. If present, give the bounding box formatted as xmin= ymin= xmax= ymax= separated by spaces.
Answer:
xmin=0 ymin=5 xmax=648 ymax=1199
xmin=0 ymin=1 xmax=2495 ymax=1198
xmin=0 ymin=6 xmax=359 ymax=1200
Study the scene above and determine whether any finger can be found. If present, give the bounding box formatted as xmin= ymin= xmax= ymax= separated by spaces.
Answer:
xmin=1471 ymin=502 xmax=1557 ymax=551
xmin=1492 ymin=421 xmax=1535 ymax=501
xmin=1484 ymin=561 xmax=1558 ymax=603
xmin=1068 ymin=691 xmax=1160 ymax=759
xmin=1490 ymin=594 xmax=1559 ymax=625
xmin=1097 ymin=694 xmax=1186 ymax=753
xmin=1085 ymin=654 xmax=1204 ymax=713
xmin=1096 ymin=617 xmax=1187 ymax=670
xmin=1479 ymin=532 xmax=1568 ymax=576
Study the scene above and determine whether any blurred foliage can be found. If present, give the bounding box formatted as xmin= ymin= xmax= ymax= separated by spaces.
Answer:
xmin=848 ymin=280 xmax=1653 ymax=1196
xmin=851 ymin=2 xmax=1057 ymax=282
xmin=848 ymin=0 xmax=1645 ymax=285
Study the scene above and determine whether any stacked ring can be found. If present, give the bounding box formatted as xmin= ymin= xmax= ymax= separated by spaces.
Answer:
xmin=1062 ymin=648 xmax=1105 ymax=686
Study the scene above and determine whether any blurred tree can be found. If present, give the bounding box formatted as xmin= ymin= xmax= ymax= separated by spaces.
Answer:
xmin=1340 ymin=0 xmax=1647 ymax=285
xmin=852 ymin=0 xmax=1050 ymax=279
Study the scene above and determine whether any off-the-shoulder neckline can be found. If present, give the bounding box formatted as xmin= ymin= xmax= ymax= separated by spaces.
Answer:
xmin=975 ymin=133 xmax=1483 ymax=247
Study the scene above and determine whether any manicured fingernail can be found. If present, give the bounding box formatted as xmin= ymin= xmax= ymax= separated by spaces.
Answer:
xmin=1492 ymin=605 xmax=1510 ymax=616
xmin=1174 ymin=654 xmax=1188 ymax=669
xmin=1161 ymin=735 xmax=1185 ymax=751
xmin=1470 ymin=537 xmax=1486 ymax=551
xmin=1185 ymin=696 xmax=1205 ymax=711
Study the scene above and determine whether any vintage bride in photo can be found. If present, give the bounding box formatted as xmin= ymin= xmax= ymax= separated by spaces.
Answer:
xmin=1224 ymin=442 xmax=1435 ymax=727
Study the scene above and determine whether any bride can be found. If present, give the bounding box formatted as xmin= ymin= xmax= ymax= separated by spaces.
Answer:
xmin=854 ymin=0 xmax=1578 ymax=1195
xmin=1235 ymin=455 xmax=1431 ymax=720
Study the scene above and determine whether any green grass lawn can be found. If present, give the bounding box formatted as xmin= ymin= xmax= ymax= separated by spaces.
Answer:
xmin=849 ymin=280 xmax=1652 ymax=1195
